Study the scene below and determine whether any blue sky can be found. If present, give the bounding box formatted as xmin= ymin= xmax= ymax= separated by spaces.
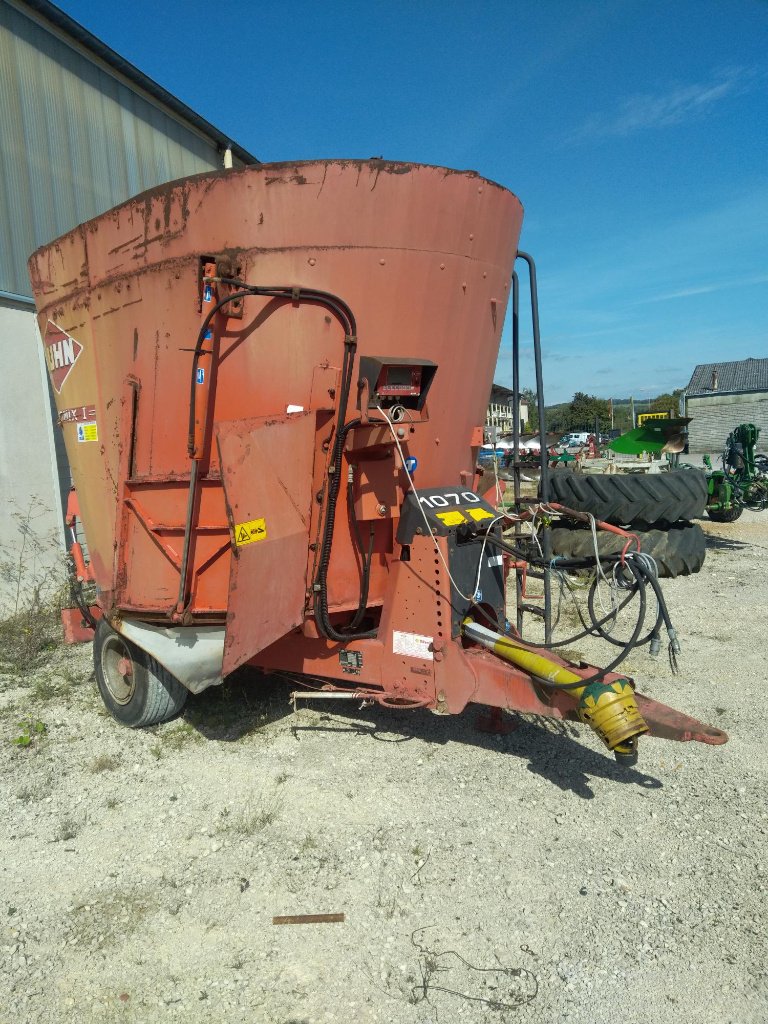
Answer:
xmin=57 ymin=0 xmax=767 ymax=404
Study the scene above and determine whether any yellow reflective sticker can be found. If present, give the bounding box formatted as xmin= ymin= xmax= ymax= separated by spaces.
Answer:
xmin=468 ymin=508 xmax=494 ymax=521
xmin=435 ymin=510 xmax=467 ymax=526
xmin=234 ymin=517 xmax=267 ymax=546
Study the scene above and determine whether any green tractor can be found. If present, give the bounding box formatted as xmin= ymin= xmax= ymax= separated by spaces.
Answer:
xmin=703 ymin=423 xmax=768 ymax=522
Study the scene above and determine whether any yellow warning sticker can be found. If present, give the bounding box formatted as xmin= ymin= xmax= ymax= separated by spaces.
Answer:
xmin=435 ymin=510 xmax=467 ymax=526
xmin=468 ymin=508 xmax=494 ymax=521
xmin=76 ymin=421 xmax=98 ymax=443
xmin=234 ymin=517 xmax=267 ymax=546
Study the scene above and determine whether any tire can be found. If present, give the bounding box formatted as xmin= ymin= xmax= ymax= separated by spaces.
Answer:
xmin=93 ymin=619 xmax=188 ymax=727
xmin=706 ymin=505 xmax=743 ymax=523
xmin=548 ymin=522 xmax=706 ymax=578
xmin=542 ymin=470 xmax=708 ymax=527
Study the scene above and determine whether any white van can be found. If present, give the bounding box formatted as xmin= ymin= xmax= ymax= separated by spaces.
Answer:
xmin=561 ymin=432 xmax=590 ymax=448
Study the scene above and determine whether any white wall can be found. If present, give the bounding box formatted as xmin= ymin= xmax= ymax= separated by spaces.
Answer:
xmin=0 ymin=298 xmax=67 ymax=612
xmin=687 ymin=393 xmax=768 ymax=453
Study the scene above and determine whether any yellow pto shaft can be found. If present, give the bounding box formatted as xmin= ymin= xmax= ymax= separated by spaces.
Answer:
xmin=462 ymin=620 xmax=648 ymax=759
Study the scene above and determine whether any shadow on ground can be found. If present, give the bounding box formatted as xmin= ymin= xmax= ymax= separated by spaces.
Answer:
xmin=184 ymin=667 xmax=662 ymax=799
xmin=182 ymin=667 xmax=293 ymax=741
xmin=703 ymin=533 xmax=750 ymax=552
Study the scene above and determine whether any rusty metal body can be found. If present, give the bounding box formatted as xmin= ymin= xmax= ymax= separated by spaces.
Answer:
xmin=29 ymin=159 xmax=726 ymax=751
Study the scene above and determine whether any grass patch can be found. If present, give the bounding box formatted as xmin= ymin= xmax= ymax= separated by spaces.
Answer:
xmin=89 ymin=753 xmax=120 ymax=773
xmin=161 ymin=721 xmax=202 ymax=751
xmin=55 ymin=815 xmax=84 ymax=842
xmin=68 ymin=888 xmax=151 ymax=948
xmin=17 ymin=780 xmax=48 ymax=803
xmin=299 ymin=832 xmax=318 ymax=853
xmin=221 ymin=793 xmax=284 ymax=837
xmin=183 ymin=670 xmax=291 ymax=742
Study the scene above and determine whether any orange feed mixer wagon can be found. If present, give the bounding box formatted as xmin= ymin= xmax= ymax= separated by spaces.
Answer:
xmin=29 ymin=159 xmax=725 ymax=765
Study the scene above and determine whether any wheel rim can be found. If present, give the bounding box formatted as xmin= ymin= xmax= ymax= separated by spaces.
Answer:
xmin=100 ymin=634 xmax=136 ymax=705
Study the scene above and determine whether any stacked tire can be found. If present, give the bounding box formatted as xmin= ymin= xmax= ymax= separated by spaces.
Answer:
xmin=542 ymin=470 xmax=708 ymax=578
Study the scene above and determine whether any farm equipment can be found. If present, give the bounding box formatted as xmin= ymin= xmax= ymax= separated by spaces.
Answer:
xmin=703 ymin=423 xmax=768 ymax=522
xmin=609 ymin=417 xmax=691 ymax=456
xmin=29 ymin=159 xmax=726 ymax=767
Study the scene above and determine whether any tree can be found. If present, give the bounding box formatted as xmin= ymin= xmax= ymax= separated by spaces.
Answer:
xmin=565 ymin=392 xmax=611 ymax=431
xmin=649 ymin=389 xmax=683 ymax=415
xmin=521 ymin=387 xmax=538 ymax=432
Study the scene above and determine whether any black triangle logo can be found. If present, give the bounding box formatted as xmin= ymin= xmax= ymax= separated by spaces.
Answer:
xmin=237 ymin=526 xmax=250 ymax=543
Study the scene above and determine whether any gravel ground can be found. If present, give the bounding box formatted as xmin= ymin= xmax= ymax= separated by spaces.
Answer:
xmin=1 ymin=511 xmax=767 ymax=1024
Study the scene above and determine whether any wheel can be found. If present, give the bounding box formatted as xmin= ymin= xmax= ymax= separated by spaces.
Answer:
xmin=543 ymin=470 xmax=708 ymax=527
xmin=548 ymin=521 xmax=706 ymax=578
xmin=706 ymin=505 xmax=743 ymax=523
xmin=93 ymin=619 xmax=188 ymax=727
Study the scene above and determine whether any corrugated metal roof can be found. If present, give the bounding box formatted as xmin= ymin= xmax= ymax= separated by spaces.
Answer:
xmin=0 ymin=0 xmax=259 ymax=297
xmin=686 ymin=358 xmax=768 ymax=397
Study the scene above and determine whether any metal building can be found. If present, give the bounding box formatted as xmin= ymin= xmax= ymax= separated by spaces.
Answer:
xmin=0 ymin=0 xmax=258 ymax=608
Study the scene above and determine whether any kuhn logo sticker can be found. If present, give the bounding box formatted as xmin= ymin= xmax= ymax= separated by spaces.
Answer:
xmin=44 ymin=321 xmax=83 ymax=393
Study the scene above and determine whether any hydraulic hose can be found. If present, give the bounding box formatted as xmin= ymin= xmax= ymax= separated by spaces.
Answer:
xmin=346 ymin=479 xmax=376 ymax=632
xmin=186 ymin=273 xmax=369 ymax=640
xmin=312 ymin=417 xmax=385 ymax=641
xmin=478 ymin=531 xmax=660 ymax=684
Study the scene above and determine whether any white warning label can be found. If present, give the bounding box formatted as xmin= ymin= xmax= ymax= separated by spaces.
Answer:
xmin=393 ymin=630 xmax=434 ymax=660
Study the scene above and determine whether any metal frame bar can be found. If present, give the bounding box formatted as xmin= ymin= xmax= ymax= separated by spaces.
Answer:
xmin=512 ymin=253 xmax=552 ymax=643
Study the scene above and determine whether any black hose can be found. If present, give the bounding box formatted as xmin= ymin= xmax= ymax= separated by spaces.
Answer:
xmin=312 ymin=416 xmax=386 ymax=641
xmin=346 ymin=479 xmax=376 ymax=631
xmin=186 ymin=275 xmax=368 ymax=640
xmin=537 ymin=557 xmax=649 ymax=689
xmin=188 ymin=279 xmax=357 ymax=456
xmin=476 ymin=531 xmax=663 ymax=685
xmin=586 ymin=572 xmax=662 ymax=650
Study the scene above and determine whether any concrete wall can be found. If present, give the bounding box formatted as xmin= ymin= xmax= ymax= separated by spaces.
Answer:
xmin=0 ymin=297 xmax=67 ymax=611
xmin=687 ymin=392 xmax=768 ymax=453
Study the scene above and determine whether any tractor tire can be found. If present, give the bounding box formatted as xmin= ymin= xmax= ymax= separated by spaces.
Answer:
xmin=542 ymin=470 xmax=708 ymax=527
xmin=548 ymin=521 xmax=706 ymax=578
xmin=706 ymin=505 xmax=743 ymax=523
xmin=94 ymin=619 xmax=188 ymax=728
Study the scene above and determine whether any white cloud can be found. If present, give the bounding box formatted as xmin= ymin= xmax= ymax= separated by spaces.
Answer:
xmin=639 ymin=273 xmax=768 ymax=304
xmin=575 ymin=67 xmax=759 ymax=139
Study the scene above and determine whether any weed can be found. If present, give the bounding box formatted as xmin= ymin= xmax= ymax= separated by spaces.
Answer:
xmin=299 ymin=833 xmax=318 ymax=853
xmin=161 ymin=722 xmax=202 ymax=751
xmin=226 ymin=793 xmax=283 ymax=836
xmin=275 ymin=770 xmax=289 ymax=785
xmin=12 ymin=718 xmax=47 ymax=751
xmin=90 ymin=753 xmax=119 ymax=773
xmin=55 ymin=815 xmax=83 ymax=842
xmin=149 ymin=743 xmax=164 ymax=760
xmin=17 ymin=781 xmax=47 ymax=803
xmin=0 ymin=498 xmax=67 ymax=674
xmin=105 ymin=797 xmax=121 ymax=810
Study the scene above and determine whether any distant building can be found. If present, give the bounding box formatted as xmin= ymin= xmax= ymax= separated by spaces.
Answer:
xmin=0 ymin=0 xmax=258 ymax=606
xmin=684 ymin=358 xmax=768 ymax=452
xmin=486 ymin=383 xmax=528 ymax=439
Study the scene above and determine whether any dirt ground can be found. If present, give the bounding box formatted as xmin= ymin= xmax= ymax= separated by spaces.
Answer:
xmin=1 ymin=510 xmax=767 ymax=1024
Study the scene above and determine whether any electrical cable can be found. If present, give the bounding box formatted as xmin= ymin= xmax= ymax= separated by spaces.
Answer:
xmin=377 ymin=405 xmax=493 ymax=603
